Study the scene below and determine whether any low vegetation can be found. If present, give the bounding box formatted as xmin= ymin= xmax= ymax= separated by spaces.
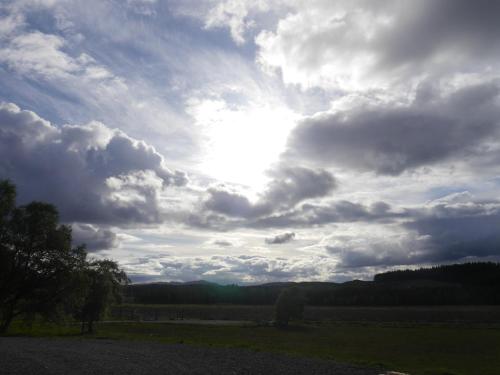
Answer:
xmin=110 ymin=304 xmax=500 ymax=324
xmin=275 ymin=286 xmax=305 ymax=327
xmin=7 ymin=319 xmax=500 ymax=375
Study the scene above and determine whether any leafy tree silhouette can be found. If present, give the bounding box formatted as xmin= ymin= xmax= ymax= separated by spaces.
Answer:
xmin=274 ymin=286 xmax=305 ymax=328
xmin=0 ymin=180 xmax=127 ymax=334
xmin=76 ymin=259 xmax=128 ymax=334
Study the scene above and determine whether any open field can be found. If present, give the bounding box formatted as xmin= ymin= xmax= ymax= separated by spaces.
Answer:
xmin=112 ymin=304 xmax=500 ymax=324
xmin=7 ymin=317 xmax=500 ymax=375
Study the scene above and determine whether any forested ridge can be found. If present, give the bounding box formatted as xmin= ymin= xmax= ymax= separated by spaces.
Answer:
xmin=129 ymin=262 xmax=500 ymax=306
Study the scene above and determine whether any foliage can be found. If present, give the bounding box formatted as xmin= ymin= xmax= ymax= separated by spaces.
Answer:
xmin=0 ymin=180 xmax=87 ymax=332
xmin=0 ymin=180 xmax=127 ymax=334
xmin=76 ymin=259 xmax=128 ymax=333
xmin=274 ymin=287 xmax=305 ymax=327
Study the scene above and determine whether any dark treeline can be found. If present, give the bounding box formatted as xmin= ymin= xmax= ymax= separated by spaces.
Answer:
xmin=374 ymin=262 xmax=500 ymax=285
xmin=129 ymin=263 xmax=500 ymax=306
xmin=129 ymin=282 xmax=292 ymax=305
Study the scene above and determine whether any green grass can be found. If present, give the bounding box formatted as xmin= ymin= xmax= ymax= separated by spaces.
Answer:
xmin=6 ymin=320 xmax=500 ymax=375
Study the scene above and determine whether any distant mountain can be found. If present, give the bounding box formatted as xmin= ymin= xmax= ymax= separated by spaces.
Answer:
xmin=256 ymin=282 xmax=297 ymax=288
xmin=127 ymin=262 xmax=500 ymax=306
xmin=138 ymin=280 xmax=218 ymax=286
xmin=186 ymin=280 xmax=217 ymax=285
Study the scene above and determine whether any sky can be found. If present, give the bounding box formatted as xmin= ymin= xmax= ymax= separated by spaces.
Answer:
xmin=1 ymin=0 xmax=500 ymax=284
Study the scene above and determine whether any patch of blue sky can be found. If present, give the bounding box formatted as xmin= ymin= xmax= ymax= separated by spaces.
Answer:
xmin=0 ymin=66 xmax=78 ymax=125
xmin=425 ymin=185 xmax=474 ymax=201
xmin=133 ymin=232 xmax=207 ymax=247
xmin=22 ymin=7 xmax=58 ymax=36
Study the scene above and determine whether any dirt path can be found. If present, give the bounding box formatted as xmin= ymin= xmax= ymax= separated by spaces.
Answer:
xmin=0 ymin=337 xmax=383 ymax=375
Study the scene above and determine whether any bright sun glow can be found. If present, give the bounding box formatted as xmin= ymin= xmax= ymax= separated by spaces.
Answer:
xmin=189 ymin=98 xmax=299 ymax=190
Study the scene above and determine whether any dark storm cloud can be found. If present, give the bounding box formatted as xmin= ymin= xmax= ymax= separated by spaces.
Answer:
xmin=0 ymin=102 xmax=187 ymax=226
xmin=375 ymin=0 xmax=500 ymax=71
xmin=325 ymin=193 xmax=500 ymax=269
xmin=204 ymin=166 xmax=337 ymax=219
xmin=264 ymin=166 xmax=337 ymax=208
xmin=325 ymin=234 xmax=428 ymax=269
xmin=405 ymin=196 xmax=500 ymax=263
xmin=204 ymin=188 xmax=268 ymax=218
xmin=193 ymin=197 xmax=402 ymax=231
xmin=288 ymin=82 xmax=500 ymax=174
xmin=72 ymin=223 xmax=118 ymax=251
xmin=265 ymin=232 xmax=295 ymax=245
xmin=252 ymin=200 xmax=402 ymax=229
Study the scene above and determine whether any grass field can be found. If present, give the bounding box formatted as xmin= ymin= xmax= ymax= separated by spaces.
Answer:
xmin=112 ymin=304 xmax=500 ymax=324
xmin=7 ymin=318 xmax=500 ymax=375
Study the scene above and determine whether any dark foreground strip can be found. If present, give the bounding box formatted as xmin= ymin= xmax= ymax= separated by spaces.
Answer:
xmin=0 ymin=337 xmax=383 ymax=375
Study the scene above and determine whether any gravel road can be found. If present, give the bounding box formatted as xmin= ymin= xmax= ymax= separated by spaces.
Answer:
xmin=0 ymin=337 xmax=383 ymax=375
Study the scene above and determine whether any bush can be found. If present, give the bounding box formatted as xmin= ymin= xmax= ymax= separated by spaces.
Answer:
xmin=274 ymin=287 xmax=305 ymax=327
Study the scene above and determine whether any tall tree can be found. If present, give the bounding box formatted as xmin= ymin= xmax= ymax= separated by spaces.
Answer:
xmin=77 ymin=259 xmax=128 ymax=333
xmin=0 ymin=180 xmax=87 ymax=332
xmin=0 ymin=180 xmax=128 ymax=334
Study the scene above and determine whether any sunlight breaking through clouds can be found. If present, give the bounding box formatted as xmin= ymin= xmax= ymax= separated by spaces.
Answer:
xmin=2 ymin=0 xmax=500 ymax=283
xmin=187 ymin=97 xmax=299 ymax=189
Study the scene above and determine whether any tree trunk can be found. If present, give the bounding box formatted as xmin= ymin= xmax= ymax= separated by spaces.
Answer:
xmin=87 ymin=319 xmax=94 ymax=334
xmin=0 ymin=309 xmax=14 ymax=334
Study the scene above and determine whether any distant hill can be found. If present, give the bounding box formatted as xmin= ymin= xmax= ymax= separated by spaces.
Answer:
xmin=127 ymin=262 xmax=500 ymax=306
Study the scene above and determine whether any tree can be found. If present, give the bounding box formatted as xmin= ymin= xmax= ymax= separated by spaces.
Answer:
xmin=274 ymin=286 xmax=305 ymax=328
xmin=0 ymin=179 xmax=127 ymax=334
xmin=76 ymin=259 xmax=128 ymax=334
xmin=0 ymin=180 xmax=87 ymax=333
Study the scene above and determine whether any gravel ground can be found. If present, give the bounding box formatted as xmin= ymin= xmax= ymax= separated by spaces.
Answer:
xmin=0 ymin=337 xmax=383 ymax=375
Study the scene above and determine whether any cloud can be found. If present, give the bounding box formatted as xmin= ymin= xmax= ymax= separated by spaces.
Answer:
xmin=204 ymin=187 xmax=266 ymax=218
xmin=325 ymin=231 xmax=431 ymax=269
xmin=287 ymin=81 xmax=500 ymax=175
xmin=126 ymin=252 xmax=377 ymax=284
xmin=204 ymin=0 xmax=265 ymax=44
xmin=175 ymin=0 xmax=273 ymax=45
xmin=72 ymin=223 xmax=118 ymax=251
xmin=0 ymin=31 xmax=81 ymax=79
xmin=3 ymin=0 xmax=500 ymax=283
xmin=204 ymin=166 xmax=337 ymax=220
xmin=0 ymin=26 xmax=118 ymax=85
xmin=405 ymin=193 xmax=500 ymax=262
xmin=264 ymin=166 xmax=337 ymax=208
xmin=213 ymin=240 xmax=233 ymax=247
xmin=0 ymin=102 xmax=187 ymax=225
xmin=324 ymin=193 xmax=500 ymax=269
xmin=157 ymin=254 xmax=332 ymax=284
xmin=196 ymin=164 xmax=402 ymax=230
xmin=256 ymin=0 xmax=500 ymax=90
xmin=252 ymin=200 xmax=401 ymax=229
xmin=265 ymin=232 xmax=295 ymax=244
xmin=0 ymin=2 xmax=198 ymax=163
